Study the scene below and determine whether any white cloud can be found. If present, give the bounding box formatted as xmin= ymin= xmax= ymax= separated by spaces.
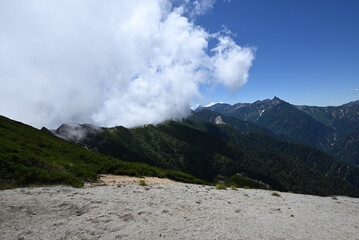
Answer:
xmin=191 ymin=0 xmax=216 ymax=17
xmin=190 ymin=104 xmax=201 ymax=111
xmin=211 ymin=36 xmax=255 ymax=89
xmin=204 ymin=102 xmax=224 ymax=107
xmin=355 ymin=88 xmax=359 ymax=92
xmin=0 ymin=0 xmax=255 ymax=128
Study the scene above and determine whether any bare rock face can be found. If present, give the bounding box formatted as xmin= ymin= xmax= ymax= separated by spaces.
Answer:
xmin=214 ymin=115 xmax=226 ymax=125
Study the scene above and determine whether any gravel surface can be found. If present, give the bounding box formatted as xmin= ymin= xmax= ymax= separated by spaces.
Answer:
xmin=1 ymin=177 xmax=359 ymax=240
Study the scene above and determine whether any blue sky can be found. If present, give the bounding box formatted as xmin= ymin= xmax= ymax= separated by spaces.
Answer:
xmin=1 ymin=0 xmax=358 ymax=128
xmin=195 ymin=0 xmax=359 ymax=106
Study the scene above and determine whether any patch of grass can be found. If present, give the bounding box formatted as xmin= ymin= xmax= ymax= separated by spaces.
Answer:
xmin=0 ymin=183 xmax=16 ymax=190
xmin=271 ymin=192 xmax=281 ymax=197
xmin=216 ymin=184 xmax=227 ymax=190
xmin=139 ymin=180 xmax=147 ymax=186
xmin=242 ymin=186 xmax=251 ymax=189
xmin=230 ymin=185 xmax=238 ymax=190
xmin=332 ymin=197 xmax=338 ymax=200
xmin=229 ymin=174 xmax=267 ymax=190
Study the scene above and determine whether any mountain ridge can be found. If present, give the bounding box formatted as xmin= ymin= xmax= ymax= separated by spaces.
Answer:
xmin=0 ymin=115 xmax=205 ymax=190
xmin=50 ymin=116 xmax=359 ymax=197
xmin=197 ymin=97 xmax=359 ymax=166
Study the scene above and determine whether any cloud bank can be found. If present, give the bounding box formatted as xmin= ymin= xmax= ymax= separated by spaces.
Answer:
xmin=0 ymin=0 xmax=255 ymax=128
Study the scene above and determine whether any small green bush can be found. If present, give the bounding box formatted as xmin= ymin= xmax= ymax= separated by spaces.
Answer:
xmin=139 ymin=180 xmax=147 ymax=186
xmin=216 ymin=184 xmax=227 ymax=190
xmin=272 ymin=192 xmax=281 ymax=197
xmin=230 ymin=185 xmax=238 ymax=190
xmin=229 ymin=174 xmax=267 ymax=190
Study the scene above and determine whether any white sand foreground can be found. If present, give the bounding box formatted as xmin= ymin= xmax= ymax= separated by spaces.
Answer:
xmin=1 ymin=175 xmax=359 ymax=240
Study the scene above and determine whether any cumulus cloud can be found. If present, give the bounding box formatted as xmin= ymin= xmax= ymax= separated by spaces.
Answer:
xmin=204 ymin=102 xmax=224 ymax=107
xmin=190 ymin=104 xmax=201 ymax=111
xmin=211 ymin=36 xmax=255 ymax=89
xmin=190 ymin=0 xmax=216 ymax=17
xmin=0 ymin=0 xmax=255 ymax=128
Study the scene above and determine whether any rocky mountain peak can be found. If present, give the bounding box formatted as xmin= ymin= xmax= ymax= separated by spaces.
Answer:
xmin=214 ymin=115 xmax=226 ymax=125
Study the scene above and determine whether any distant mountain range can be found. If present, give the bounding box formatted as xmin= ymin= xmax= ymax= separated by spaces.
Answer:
xmin=195 ymin=97 xmax=359 ymax=166
xmin=49 ymin=101 xmax=359 ymax=196
xmin=1 ymin=97 xmax=359 ymax=197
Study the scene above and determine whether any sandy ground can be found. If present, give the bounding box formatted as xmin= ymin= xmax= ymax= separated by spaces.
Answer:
xmin=1 ymin=175 xmax=359 ymax=240
xmin=85 ymin=175 xmax=186 ymax=187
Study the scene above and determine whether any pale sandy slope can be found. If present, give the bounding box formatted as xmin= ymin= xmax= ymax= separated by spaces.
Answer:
xmin=1 ymin=176 xmax=359 ymax=240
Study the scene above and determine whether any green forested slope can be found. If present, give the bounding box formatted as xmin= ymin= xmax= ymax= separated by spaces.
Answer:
xmin=185 ymin=119 xmax=359 ymax=190
xmin=200 ymin=98 xmax=359 ymax=165
xmin=331 ymin=133 xmax=359 ymax=167
xmin=0 ymin=116 xmax=205 ymax=189
xmin=68 ymin=120 xmax=359 ymax=197
xmin=202 ymin=98 xmax=335 ymax=152
xmin=297 ymin=104 xmax=359 ymax=139
xmin=189 ymin=109 xmax=274 ymax=136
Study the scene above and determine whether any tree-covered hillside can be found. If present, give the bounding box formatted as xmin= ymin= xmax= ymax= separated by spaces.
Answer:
xmin=199 ymin=98 xmax=359 ymax=166
xmin=184 ymin=118 xmax=359 ymax=189
xmin=0 ymin=116 xmax=205 ymax=189
xmin=201 ymin=97 xmax=335 ymax=152
xmin=297 ymin=103 xmax=359 ymax=139
xmin=331 ymin=133 xmax=359 ymax=167
xmin=189 ymin=109 xmax=274 ymax=136
xmin=54 ymin=120 xmax=359 ymax=197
